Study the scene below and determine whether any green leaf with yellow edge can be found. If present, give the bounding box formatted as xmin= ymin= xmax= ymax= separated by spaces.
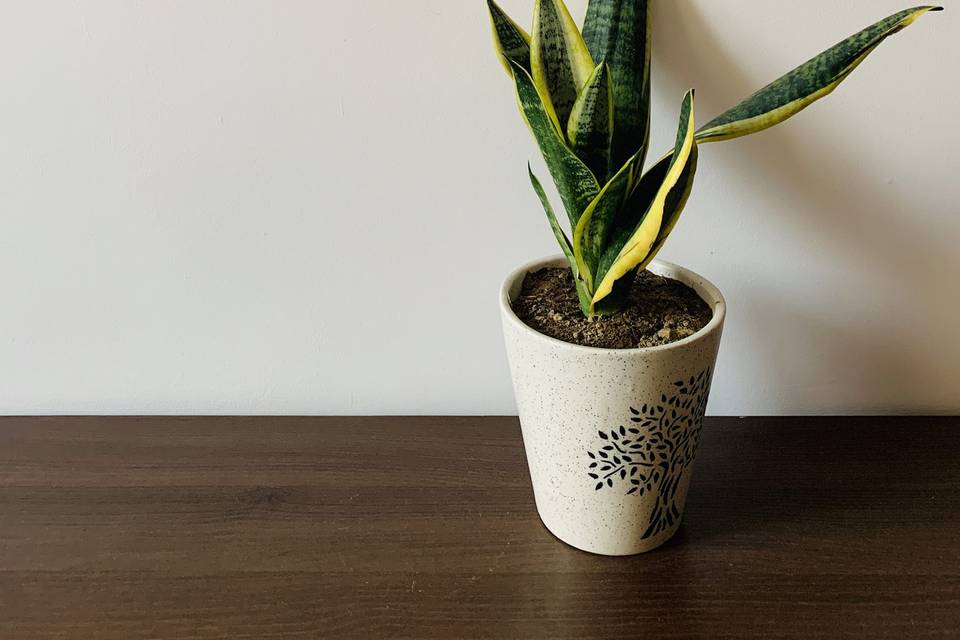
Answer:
xmin=592 ymin=146 xmax=696 ymax=291
xmin=572 ymin=151 xmax=638 ymax=293
xmin=487 ymin=0 xmax=531 ymax=75
xmin=567 ymin=62 xmax=614 ymax=183
xmin=696 ymin=6 xmax=943 ymax=144
xmin=511 ymin=60 xmax=600 ymax=230
xmin=583 ymin=0 xmax=652 ymax=179
xmin=593 ymin=90 xmax=697 ymax=305
xmin=531 ymin=0 xmax=596 ymax=132
xmin=528 ymin=166 xmax=594 ymax=315
xmin=643 ymin=146 xmax=699 ymax=267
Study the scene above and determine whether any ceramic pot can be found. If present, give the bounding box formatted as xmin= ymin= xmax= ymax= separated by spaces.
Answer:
xmin=500 ymin=256 xmax=726 ymax=555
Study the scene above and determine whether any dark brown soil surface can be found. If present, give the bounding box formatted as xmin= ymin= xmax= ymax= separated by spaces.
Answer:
xmin=512 ymin=267 xmax=713 ymax=349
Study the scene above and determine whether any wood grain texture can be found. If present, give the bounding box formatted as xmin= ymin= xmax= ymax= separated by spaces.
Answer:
xmin=1 ymin=416 xmax=959 ymax=639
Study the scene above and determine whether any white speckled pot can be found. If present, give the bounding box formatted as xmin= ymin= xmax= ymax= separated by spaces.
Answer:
xmin=500 ymin=256 xmax=726 ymax=556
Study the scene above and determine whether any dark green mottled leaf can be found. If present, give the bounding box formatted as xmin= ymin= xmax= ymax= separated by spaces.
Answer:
xmin=487 ymin=0 xmax=531 ymax=74
xmin=572 ymin=151 xmax=638 ymax=292
xmin=567 ymin=63 xmax=614 ymax=182
xmin=531 ymin=0 xmax=595 ymax=130
xmin=583 ymin=0 xmax=651 ymax=177
xmin=511 ymin=60 xmax=599 ymax=229
xmin=595 ymin=144 xmax=699 ymax=285
xmin=697 ymin=6 xmax=942 ymax=143
xmin=528 ymin=166 xmax=594 ymax=315
xmin=593 ymin=91 xmax=697 ymax=302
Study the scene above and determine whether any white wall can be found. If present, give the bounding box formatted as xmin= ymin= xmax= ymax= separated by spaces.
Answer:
xmin=0 ymin=1 xmax=957 ymax=415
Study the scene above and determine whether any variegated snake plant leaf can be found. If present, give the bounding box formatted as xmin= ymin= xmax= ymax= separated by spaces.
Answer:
xmin=488 ymin=1 xmax=941 ymax=317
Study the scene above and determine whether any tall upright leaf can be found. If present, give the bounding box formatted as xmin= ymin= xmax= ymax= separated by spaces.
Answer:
xmin=582 ymin=0 xmax=652 ymax=178
xmin=487 ymin=0 xmax=531 ymax=74
xmin=511 ymin=60 xmax=600 ymax=230
xmin=643 ymin=147 xmax=699 ymax=267
xmin=572 ymin=152 xmax=639 ymax=292
xmin=696 ymin=6 xmax=943 ymax=143
xmin=592 ymin=148 xmax=694 ymax=289
xmin=567 ymin=62 xmax=614 ymax=182
xmin=528 ymin=166 xmax=594 ymax=315
xmin=593 ymin=90 xmax=697 ymax=305
xmin=531 ymin=0 xmax=596 ymax=131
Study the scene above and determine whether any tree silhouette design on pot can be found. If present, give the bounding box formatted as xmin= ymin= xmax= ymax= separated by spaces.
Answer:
xmin=587 ymin=368 xmax=711 ymax=539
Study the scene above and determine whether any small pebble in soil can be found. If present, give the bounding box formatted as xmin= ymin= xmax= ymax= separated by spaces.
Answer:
xmin=511 ymin=267 xmax=713 ymax=350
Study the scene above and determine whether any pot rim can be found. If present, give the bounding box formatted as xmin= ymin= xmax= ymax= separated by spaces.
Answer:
xmin=500 ymin=255 xmax=726 ymax=356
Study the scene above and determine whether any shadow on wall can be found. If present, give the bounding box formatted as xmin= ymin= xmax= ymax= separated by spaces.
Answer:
xmin=736 ymin=290 xmax=956 ymax=414
xmin=653 ymin=3 xmax=960 ymax=412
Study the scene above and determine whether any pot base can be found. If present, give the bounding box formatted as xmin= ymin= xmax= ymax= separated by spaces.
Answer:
xmin=537 ymin=508 xmax=682 ymax=556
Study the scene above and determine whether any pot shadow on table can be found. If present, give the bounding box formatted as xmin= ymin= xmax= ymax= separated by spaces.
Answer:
xmin=646 ymin=2 xmax=960 ymax=547
xmin=681 ymin=292 xmax=960 ymax=546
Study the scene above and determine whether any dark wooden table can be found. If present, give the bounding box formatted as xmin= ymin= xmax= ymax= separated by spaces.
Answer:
xmin=1 ymin=417 xmax=959 ymax=638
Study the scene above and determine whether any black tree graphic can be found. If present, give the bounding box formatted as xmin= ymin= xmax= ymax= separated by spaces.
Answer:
xmin=587 ymin=368 xmax=712 ymax=539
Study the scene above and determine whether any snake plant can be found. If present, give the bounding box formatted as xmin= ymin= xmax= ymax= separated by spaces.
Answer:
xmin=488 ymin=0 xmax=941 ymax=317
